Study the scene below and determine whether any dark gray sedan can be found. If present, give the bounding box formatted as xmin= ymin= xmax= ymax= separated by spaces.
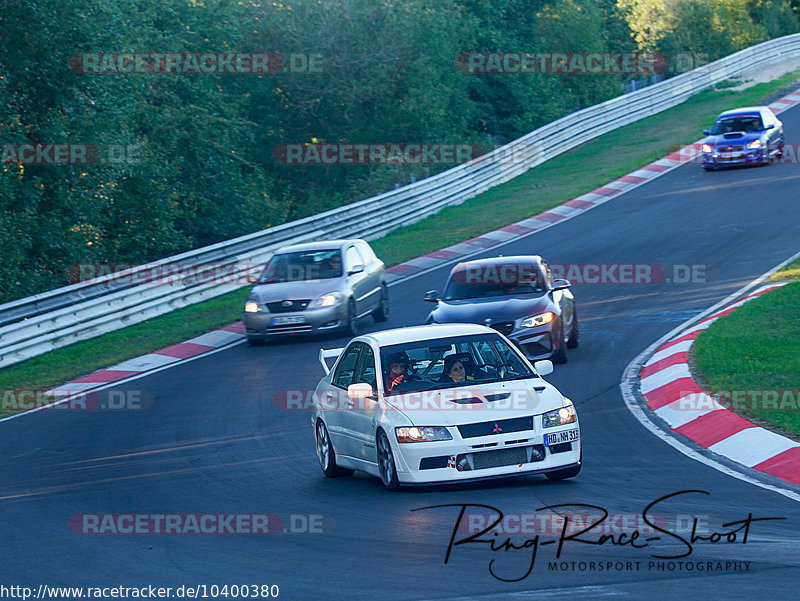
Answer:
xmin=243 ymin=239 xmax=388 ymax=345
xmin=424 ymin=255 xmax=578 ymax=363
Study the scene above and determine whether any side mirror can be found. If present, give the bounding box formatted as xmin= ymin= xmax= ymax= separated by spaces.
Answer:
xmin=703 ymin=129 xmax=711 ymax=135
xmin=348 ymin=383 xmax=374 ymax=400
xmin=534 ymin=360 xmax=553 ymax=376
xmin=766 ymin=124 xmax=775 ymax=130
xmin=424 ymin=290 xmax=439 ymax=302
xmin=551 ymin=278 xmax=571 ymax=291
xmin=348 ymin=264 xmax=365 ymax=276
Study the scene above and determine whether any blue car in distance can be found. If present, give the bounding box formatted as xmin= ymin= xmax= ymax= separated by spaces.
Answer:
xmin=701 ymin=106 xmax=784 ymax=170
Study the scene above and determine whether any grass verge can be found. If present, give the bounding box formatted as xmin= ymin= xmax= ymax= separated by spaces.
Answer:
xmin=2 ymin=70 xmax=799 ymax=406
xmin=691 ymin=260 xmax=800 ymax=438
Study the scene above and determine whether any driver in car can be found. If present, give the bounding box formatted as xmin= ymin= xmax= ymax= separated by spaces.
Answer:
xmin=383 ymin=352 xmax=420 ymax=393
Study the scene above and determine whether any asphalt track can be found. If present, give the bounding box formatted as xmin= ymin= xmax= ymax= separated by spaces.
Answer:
xmin=2 ymin=103 xmax=800 ymax=600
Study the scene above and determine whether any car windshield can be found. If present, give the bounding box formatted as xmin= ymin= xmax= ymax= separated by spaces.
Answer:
xmin=443 ymin=263 xmax=546 ymax=300
xmin=711 ymin=116 xmax=763 ymax=135
xmin=380 ymin=333 xmax=535 ymax=396
xmin=258 ymin=250 xmax=342 ymax=283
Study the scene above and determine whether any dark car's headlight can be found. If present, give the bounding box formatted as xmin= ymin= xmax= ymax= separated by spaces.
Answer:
xmin=542 ymin=400 xmax=577 ymax=428
xmin=521 ymin=312 xmax=554 ymax=328
xmin=244 ymin=301 xmax=260 ymax=313
xmin=747 ymin=140 xmax=762 ymax=149
xmin=702 ymin=143 xmax=713 ymax=153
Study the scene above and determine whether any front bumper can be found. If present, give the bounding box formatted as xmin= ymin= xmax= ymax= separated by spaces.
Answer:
xmin=391 ymin=423 xmax=581 ymax=485
xmin=703 ymin=148 xmax=765 ymax=167
xmin=243 ymin=303 xmax=347 ymax=338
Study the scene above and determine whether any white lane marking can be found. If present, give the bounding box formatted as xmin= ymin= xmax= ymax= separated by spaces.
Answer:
xmin=621 ymin=248 xmax=800 ymax=504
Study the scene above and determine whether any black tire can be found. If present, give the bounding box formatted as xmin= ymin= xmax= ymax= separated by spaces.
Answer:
xmin=247 ymin=336 xmax=265 ymax=346
xmin=316 ymin=420 xmax=353 ymax=478
xmin=566 ymin=309 xmax=579 ymax=349
xmin=376 ymin=430 xmax=400 ymax=491
xmin=546 ymin=451 xmax=582 ymax=481
xmin=550 ymin=321 xmax=568 ymax=364
xmin=345 ymin=299 xmax=358 ymax=336
xmin=372 ymin=285 xmax=389 ymax=322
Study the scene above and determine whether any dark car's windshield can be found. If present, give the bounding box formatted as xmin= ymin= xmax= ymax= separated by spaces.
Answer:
xmin=444 ymin=263 xmax=546 ymax=300
xmin=380 ymin=333 xmax=534 ymax=396
xmin=258 ymin=250 xmax=342 ymax=283
xmin=711 ymin=115 xmax=763 ymax=135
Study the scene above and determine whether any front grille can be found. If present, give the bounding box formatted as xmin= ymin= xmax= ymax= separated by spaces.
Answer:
xmin=457 ymin=415 xmax=533 ymax=439
xmin=266 ymin=299 xmax=311 ymax=313
xmin=491 ymin=322 xmax=515 ymax=335
xmin=549 ymin=442 xmax=573 ymax=454
xmin=456 ymin=444 xmax=545 ymax=471
xmin=718 ymin=145 xmax=743 ymax=152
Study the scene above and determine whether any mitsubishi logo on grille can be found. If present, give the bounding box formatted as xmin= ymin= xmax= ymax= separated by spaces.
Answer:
xmin=281 ymin=300 xmax=293 ymax=308
xmin=492 ymin=423 xmax=502 ymax=433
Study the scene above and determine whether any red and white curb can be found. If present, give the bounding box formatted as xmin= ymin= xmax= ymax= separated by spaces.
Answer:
xmin=639 ymin=282 xmax=800 ymax=485
xmin=384 ymin=88 xmax=800 ymax=283
xmin=5 ymin=87 xmax=800 ymax=422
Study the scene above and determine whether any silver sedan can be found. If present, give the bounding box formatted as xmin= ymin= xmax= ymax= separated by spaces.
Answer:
xmin=243 ymin=239 xmax=389 ymax=345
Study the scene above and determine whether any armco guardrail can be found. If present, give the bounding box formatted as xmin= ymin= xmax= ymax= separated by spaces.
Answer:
xmin=2 ymin=35 xmax=799 ymax=368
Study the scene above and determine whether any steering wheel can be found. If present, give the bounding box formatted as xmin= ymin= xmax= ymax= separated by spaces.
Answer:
xmin=497 ymin=363 xmax=515 ymax=379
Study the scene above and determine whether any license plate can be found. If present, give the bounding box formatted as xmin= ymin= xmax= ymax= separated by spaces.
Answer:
xmin=544 ymin=428 xmax=579 ymax=446
xmin=270 ymin=316 xmax=306 ymax=325
xmin=719 ymin=152 xmax=742 ymax=160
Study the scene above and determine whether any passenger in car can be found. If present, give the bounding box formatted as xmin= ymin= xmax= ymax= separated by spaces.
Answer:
xmin=440 ymin=354 xmax=475 ymax=383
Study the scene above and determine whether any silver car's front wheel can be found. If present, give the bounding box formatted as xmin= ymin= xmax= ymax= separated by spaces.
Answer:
xmin=376 ymin=430 xmax=400 ymax=491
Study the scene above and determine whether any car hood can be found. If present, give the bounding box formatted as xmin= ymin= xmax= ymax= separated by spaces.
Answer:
xmin=383 ymin=378 xmax=568 ymax=426
xmin=704 ymin=131 xmax=763 ymax=145
xmin=248 ymin=279 xmax=340 ymax=303
xmin=431 ymin=295 xmax=551 ymax=324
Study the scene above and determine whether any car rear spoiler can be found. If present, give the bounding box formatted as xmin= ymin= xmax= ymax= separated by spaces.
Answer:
xmin=318 ymin=347 xmax=344 ymax=375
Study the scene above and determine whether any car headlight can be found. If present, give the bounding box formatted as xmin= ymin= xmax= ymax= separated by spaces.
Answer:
xmin=395 ymin=426 xmax=453 ymax=443
xmin=316 ymin=292 xmax=342 ymax=307
xmin=521 ymin=312 xmax=555 ymax=328
xmin=702 ymin=144 xmax=713 ymax=153
xmin=244 ymin=301 xmax=260 ymax=313
xmin=542 ymin=400 xmax=577 ymax=428
xmin=747 ymin=140 xmax=762 ymax=149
